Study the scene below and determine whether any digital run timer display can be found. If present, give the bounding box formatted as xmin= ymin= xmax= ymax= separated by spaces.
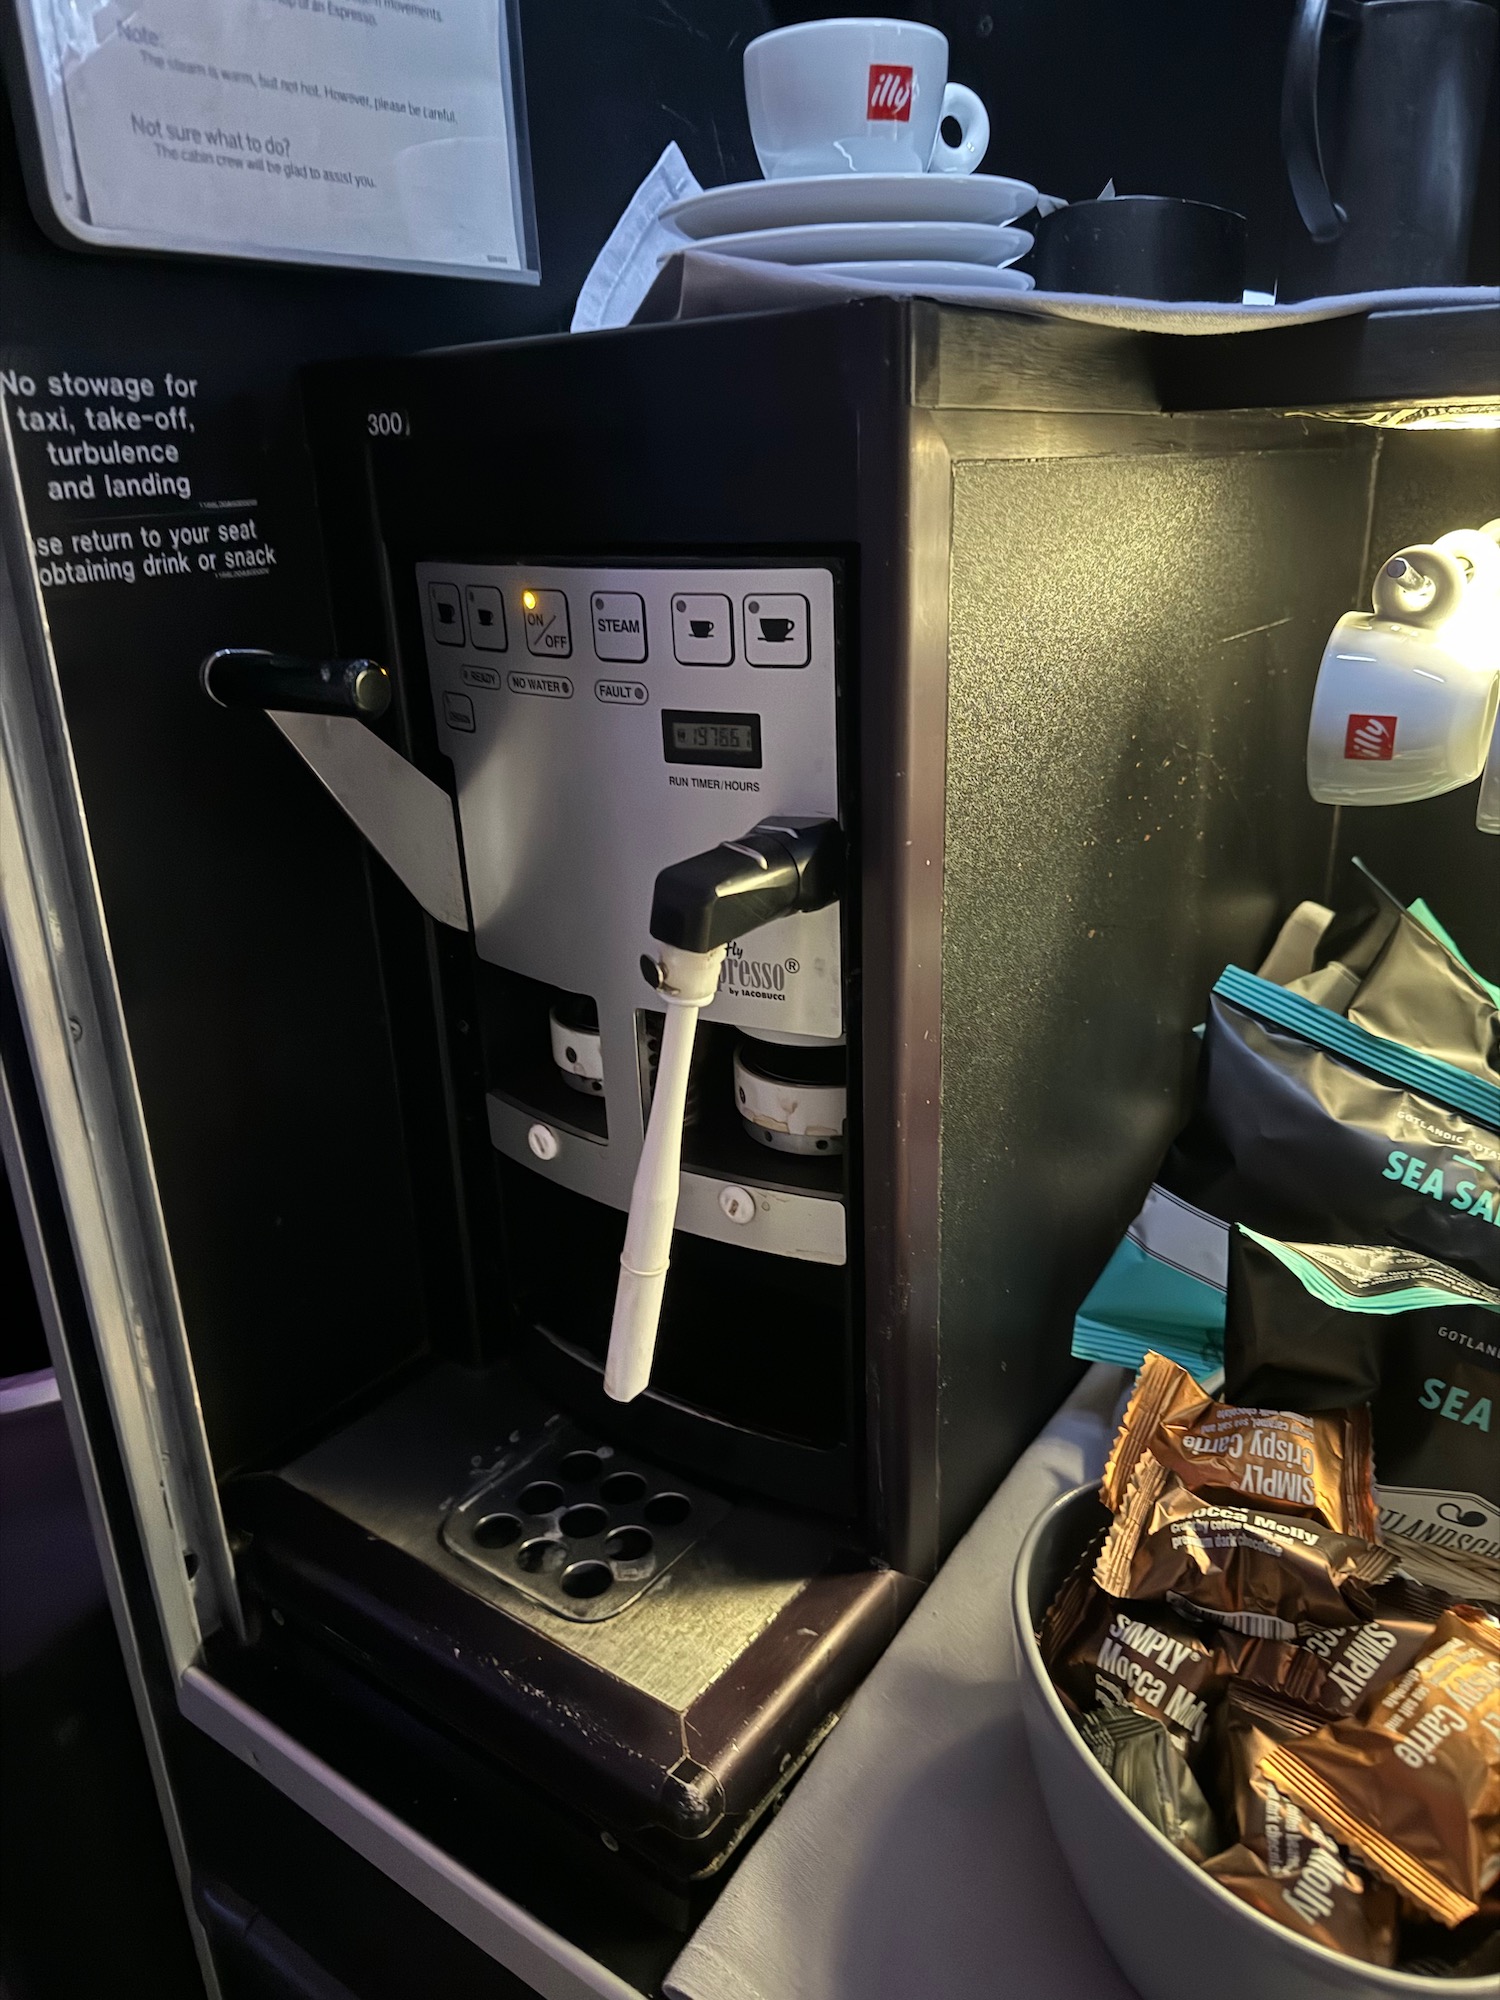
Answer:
xmin=661 ymin=710 xmax=762 ymax=768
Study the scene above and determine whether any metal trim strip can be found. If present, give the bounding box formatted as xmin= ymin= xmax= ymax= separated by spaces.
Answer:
xmin=179 ymin=1667 xmax=646 ymax=2000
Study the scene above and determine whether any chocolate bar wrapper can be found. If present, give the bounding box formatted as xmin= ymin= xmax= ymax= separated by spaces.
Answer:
xmin=1263 ymin=1608 xmax=1500 ymax=1926
xmin=1205 ymin=1684 xmax=1399 ymax=1964
xmin=1078 ymin=1707 xmax=1219 ymax=1863
xmin=1234 ymin=1577 xmax=1455 ymax=1720
xmin=1103 ymin=1350 xmax=1377 ymax=1539
xmin=1042 ymin=1573 xmax=1230 ymax=1771
xmin=1095 ymin=1463 xmax=1397 ymax=1638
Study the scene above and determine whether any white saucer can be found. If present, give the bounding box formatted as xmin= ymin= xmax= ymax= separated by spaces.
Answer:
xmin=818 ymin=261 xmax=1036 ymax=291
xmin=662 ymin=173 xmax=1039 ymax=240
xmin=672 ymin=220 xmax=1032 ymax=268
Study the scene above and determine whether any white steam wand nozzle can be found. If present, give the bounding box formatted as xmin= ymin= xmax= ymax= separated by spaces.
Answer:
xmin=604 ymin=942 xmax=725 ymax=1402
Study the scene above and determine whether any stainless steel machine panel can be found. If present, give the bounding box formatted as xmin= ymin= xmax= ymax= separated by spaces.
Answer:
xmin=416 ymin=563 xmax=844 ymax=1263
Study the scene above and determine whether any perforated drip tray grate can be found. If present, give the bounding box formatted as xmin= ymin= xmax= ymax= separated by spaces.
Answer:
xmin=440 ymin=1423 xmax=731 ymax=1622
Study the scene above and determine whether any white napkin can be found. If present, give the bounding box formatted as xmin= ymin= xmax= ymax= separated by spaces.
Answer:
xmin=571 ymin=143 xmax=702 ymax=333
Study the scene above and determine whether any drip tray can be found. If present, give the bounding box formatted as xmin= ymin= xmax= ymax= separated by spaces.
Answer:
xmin=442 ymin=1423 xmax=730 ymax=1622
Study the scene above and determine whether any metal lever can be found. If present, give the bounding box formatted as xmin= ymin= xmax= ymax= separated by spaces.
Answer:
xmin=199 ymin=647 xmax=469 ymax=931
xmin=604 ymin=817 xmax=841 ymax=1403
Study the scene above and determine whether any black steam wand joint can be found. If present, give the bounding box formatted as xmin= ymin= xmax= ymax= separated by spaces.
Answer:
xmin=200 ymin=648 xmax=391 ymax=721
xmin=646 ymin=815 xmax=842 ymax=956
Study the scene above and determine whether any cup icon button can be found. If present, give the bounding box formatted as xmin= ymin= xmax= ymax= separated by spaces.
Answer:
xmin=466 ymin=584 xmax=508 ymax=652
xmin=428 ymin=581 xmax=464 ymax=646
xmin=744 ymin=593 xmax=810 ymax=668
xmin=672 ymin=593 xmax=733 ymax=665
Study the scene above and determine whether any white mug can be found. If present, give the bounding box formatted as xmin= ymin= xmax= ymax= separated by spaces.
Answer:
xmin=744 ymin=19 xmax=990 ymax=180
xmin=1307 ymin=540 xmax=1500 ymax=807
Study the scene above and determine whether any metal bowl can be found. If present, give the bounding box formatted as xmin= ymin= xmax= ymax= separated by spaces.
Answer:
xmin=1012 ymin=1483 xmax=1494 ymax=2000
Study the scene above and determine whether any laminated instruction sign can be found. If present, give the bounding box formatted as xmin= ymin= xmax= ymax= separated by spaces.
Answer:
xmin=14 ymin=0 xmax=536 ymax=280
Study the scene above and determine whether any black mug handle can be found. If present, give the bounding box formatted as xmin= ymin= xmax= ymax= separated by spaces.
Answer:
xmin=1282 ymin=0 xmax=1347 ymax=244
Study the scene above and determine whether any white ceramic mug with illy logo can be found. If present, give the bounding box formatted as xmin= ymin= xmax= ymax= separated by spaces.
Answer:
xmin=1307 ymin=530 xmax=1500 ymax=808
xmin=744 ymin=18 xmax=990 ymax=179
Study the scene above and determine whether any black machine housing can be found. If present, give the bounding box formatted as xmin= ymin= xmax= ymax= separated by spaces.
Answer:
xmin=171 ymin=299 xmax=1498 ymax=1919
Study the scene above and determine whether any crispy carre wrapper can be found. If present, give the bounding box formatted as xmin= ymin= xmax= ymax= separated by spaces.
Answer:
xmin=1263 ymin=1608 xmax=1500 ymax=1927
xmin=1095 ymin=1462 xmax=1397 ymax=1637
xmin=1040 ymin=1562 xmax=1232 ymax=1771
xmin=1204 ymin=1684 xmax=1399 ymax=1964
xmin=1102 ymin=1350 xmax=1378 ymax=1539
xmin=1236 ymin=1576 xmax=1454 ymax=1721
xmin=1078 ymin=1707 xmax=1220 ymax=1863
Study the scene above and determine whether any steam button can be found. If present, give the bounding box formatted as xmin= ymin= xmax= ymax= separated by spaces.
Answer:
xmin=592 ymin=591 xmax=647 ymax=662
xmin=718 ymin=1184 xmax=757 ymax=1225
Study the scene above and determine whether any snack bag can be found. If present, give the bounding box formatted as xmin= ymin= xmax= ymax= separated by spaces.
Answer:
xmin=1073 ymin=886 xmax=1500 ymax=1379
xmin=1224 ymin=1229 xmax=1500 ymax=1600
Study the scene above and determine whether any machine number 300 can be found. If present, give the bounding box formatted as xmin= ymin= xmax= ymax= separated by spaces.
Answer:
xmin=366 ymin=410 xmax=410 ymax=438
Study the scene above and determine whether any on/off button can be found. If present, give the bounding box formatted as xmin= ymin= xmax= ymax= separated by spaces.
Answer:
xmin=523 ymin=589 xmax=572 ymax=658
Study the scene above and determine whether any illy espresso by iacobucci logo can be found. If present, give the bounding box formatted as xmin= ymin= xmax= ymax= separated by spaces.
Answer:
xmin=867 ymin=63 xmax=914 ymax=120
xmin=719 ymin=938 xmax=799 ymax=1001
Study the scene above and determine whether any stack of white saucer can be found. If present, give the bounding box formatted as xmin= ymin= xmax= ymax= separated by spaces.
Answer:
xmin=658 ymin=172 xmax=1038 ymax=294
xmin=657 ymin=19 xmax=1038 ymax=294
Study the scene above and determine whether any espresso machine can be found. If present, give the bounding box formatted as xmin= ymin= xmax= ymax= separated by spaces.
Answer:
xmin=10 ymin=292 xmax=1496 ymax=1967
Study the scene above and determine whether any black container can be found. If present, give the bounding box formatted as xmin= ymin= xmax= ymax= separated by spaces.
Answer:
xmin=1279 ymin=0 xmax=1500 ymax=300
xmin=1032 ymin=196 xmax=1248 ymax=302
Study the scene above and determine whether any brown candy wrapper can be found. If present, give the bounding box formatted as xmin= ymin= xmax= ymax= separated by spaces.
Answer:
xmin=1205 ymin=1685 xmax=1399 ymax=1964
xmin=1040 ymin=1561 xmax=1230 ymax=1770
xmin=1103 ymin=1351 xmax=1378 ymax=1540
xmin=1095 ymin=1463 xmax=1398 ymax=1638
xmin=1232 ymin=1576 xmax=1453 ymax=1721
xmin=1263 ymin=1608 xmax=1500 ymax=1927
xmin=1078 ymin=1707 xmax=1219 ymax=1863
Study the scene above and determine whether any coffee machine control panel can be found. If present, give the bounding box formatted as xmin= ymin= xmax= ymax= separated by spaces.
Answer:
xmin=416 ymin=562 xmax=845 ymax=1265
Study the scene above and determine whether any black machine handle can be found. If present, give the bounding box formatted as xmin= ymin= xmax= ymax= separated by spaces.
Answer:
xmin=646 ymin=816 xmax=842 ymax=957
xmin=200 ymin=648 xmax=392 ymax=720
xmin=1282 ymin=0 xmax=1351 ymax=244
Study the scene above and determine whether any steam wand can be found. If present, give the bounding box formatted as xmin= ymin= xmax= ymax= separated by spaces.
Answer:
xmin=604 ymin=817 xmax=841 ymax=1403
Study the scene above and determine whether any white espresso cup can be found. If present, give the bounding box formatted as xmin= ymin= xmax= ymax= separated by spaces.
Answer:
xmin=744 ymin=18 xmax=990 ymax=180
xmin=1307 ymin=540 xmax=1500 ymax=807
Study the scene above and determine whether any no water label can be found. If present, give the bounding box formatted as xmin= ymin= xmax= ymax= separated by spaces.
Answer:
xmin=507 ymin=671 xmax=573 ymax=699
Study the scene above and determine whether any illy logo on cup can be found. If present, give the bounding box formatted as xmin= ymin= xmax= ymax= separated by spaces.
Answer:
xmin=866 ymin=63 xmax=914 ymax=120
xmin=1344 ymin=713 xmax=1398 ymax=760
